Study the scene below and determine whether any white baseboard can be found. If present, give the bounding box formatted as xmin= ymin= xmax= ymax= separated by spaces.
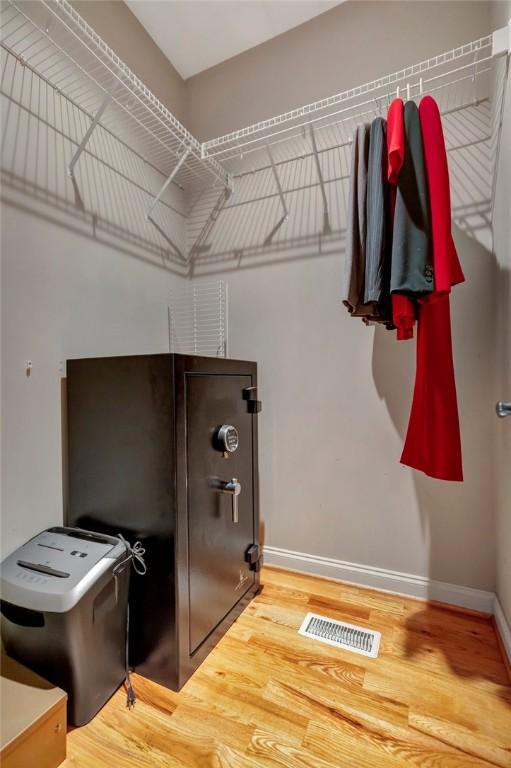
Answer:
xmin=263 ymin=546 xmax=495 ymax=614
xmin=494 ymin=596 xmax=511 ymax=666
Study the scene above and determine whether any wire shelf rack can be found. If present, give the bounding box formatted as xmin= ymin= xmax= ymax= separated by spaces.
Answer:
xmin=186 ymin=25 xmax=509 ymax=269
xmin=0 ymin=0 xmax=228 ymax=191
xmin=1 ymin=0 xmax=509 ymax=270
xmin=202 ymin=30 xmax=508 ymax=174
xmin=169 ymin=280 xmax=228 ymax=357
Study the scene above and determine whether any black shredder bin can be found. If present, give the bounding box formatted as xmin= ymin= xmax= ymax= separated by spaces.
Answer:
xmin=0 ymin=526 xmax=129 ymax=725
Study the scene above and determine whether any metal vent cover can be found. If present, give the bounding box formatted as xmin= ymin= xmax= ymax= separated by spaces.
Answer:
xmin=298 ymin=612 xmax=381 ymax=658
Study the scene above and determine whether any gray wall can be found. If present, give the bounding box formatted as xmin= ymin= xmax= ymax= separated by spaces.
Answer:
xmin=188 ymin=0 xmax=501 ymax=592
xmin=0 ymin=1 xmax=187 ymax=558
xmin=1 ymin=207 xmax=184 ymax=558
xmin=491 ymin=1 xmax=511 ymax=626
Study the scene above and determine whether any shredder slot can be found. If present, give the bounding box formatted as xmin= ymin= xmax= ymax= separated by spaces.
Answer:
xmin=37 ymin=543 xmax=64 ymax=552
xmin=64 ymin=530 xmax=111 ymax=545
xmin=16 ymin=561 xmax=70 ymax=578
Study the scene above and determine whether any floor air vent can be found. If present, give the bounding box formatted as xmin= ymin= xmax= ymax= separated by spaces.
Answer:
xmin=298 ymin=612 xmax=381 ymax=658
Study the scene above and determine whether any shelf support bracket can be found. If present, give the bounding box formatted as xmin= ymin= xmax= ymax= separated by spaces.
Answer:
xmin=309 ymin=125 xmax=331 ymax=235
xmin=146 ymin=148 xmax=191 ymax=221
xmin=264 ymin=144 xmax=288 ymax=245
xmin=267 ymin=143 xmax=288 ymax=223
xmin=68 ymin=94 xmax=112 ymax=179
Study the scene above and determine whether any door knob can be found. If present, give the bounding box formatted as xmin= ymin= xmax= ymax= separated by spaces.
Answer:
xmin=220 ymin=478 xmax=241 ymax=523
xmin=496 ymin=401 xmax=511 ymax=418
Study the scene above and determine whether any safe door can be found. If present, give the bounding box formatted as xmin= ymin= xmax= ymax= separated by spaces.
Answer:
xmin=185 ymin=373 xmax=257 ymax=655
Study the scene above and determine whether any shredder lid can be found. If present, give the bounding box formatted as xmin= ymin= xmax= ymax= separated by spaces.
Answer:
xmin=0 ymin=527 xmax=125 ymax=613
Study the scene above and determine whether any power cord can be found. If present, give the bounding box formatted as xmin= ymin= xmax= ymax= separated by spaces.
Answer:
xmin=114 ymin=535 xmax=147 ymax=710
xmin=115 ymin=535 xmax=147 ymax=576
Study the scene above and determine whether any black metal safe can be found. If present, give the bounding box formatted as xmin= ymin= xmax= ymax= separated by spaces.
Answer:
xmin=66 ymin=354 xmax=261 ymax=690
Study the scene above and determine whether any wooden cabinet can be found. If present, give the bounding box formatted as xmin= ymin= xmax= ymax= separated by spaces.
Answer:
xmin=0 ymin=655 xmax=67 ymax=768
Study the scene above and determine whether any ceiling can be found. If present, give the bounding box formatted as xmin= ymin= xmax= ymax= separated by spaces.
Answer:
xmin=125 ymin=1 xmax=341 ymax=80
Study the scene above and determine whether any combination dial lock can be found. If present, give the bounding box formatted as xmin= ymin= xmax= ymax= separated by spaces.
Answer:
xmin=216 ymin=424 xmax=239 ymax=455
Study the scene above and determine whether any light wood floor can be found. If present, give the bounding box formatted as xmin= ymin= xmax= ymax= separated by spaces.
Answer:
xmin=64 ymin=567 xmax=511 ymax=768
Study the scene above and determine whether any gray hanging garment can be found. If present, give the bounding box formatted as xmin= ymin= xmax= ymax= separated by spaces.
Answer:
xmin=364 ymin=117 xmax=393 ymax=326
xmin=391 ymin=101 xmax=433 ymax=296
xmin=342 ymin=123 xmax=374 ymax=316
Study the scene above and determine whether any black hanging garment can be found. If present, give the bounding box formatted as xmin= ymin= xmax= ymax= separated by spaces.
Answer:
xmin=342 ymin=123 xmax=374 ymax=317
xmin=390 ymin=101 xmax=434 ymax=297
xmin=363 ymin=117 xmax=393 ymax=327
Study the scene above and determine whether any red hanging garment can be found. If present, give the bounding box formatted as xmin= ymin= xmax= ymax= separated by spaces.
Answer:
xmin=387 ymin=98 xmax=405 ymax=188
xmin=400 ymin=95 xmax=464 ymax=481
xmin=386 ymin=99 xmax=418 ymax=340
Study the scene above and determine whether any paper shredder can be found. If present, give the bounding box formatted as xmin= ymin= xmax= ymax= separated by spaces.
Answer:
xmin=0 ymin=526 xmax=129 ymax=726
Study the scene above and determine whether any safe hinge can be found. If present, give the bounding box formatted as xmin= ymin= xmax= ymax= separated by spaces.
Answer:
xmin=245 ymin=544 xmax=263 ymax=572
xmin=243 ymin=386 xmax=262 ymax=414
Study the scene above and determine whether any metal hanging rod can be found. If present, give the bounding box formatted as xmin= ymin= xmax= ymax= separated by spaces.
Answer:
xmin=227 ymin=91 xmax=492 ymax=182
xmin=225 ymin=61 xmax=491 ymax=161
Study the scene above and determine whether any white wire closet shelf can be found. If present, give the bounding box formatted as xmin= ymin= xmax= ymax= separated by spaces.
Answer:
xmin=187 ymin=23 xmax=509 ymax=269
xmin=0 ymin=0 xmax=509 ymax=269
xmin=0 ymin=0 xmax=228 ymax=192
xmin=202 ymin=26 xmax=510 ymax=177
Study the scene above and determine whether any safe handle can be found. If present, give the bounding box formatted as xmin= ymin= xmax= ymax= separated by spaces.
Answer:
xmin=496 ymin=401 xmax=511 ymax=418
xmin=221 ymin=478 xmax=241 ymax=523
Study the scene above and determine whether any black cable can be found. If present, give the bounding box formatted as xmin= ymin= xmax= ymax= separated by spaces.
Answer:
xmin=113 ymin=535 xmax=146 ymax=710
xmin=125 ymin=603 xmax=136 ymax=709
